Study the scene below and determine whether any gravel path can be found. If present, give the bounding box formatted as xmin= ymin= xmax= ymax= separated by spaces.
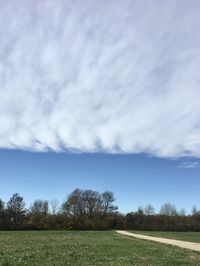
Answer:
xmin=116 ymin=230 xmax=200 ymax=252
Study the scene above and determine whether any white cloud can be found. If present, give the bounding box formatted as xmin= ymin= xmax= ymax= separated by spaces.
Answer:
xmin=0 ymin=0 xmax=200 ymax=157
xmin=178 ymin=161 xmax=200 ymax=168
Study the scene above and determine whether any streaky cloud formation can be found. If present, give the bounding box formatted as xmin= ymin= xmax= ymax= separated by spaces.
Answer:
xmin=0 ymin=0 xmax=200 ymax=157
xmin=178 ymin=161 xmax=200 ymax=169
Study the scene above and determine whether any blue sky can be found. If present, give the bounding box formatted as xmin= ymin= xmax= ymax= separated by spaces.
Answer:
xmin=0 ymin=1 xmax=200 ymax=214
xmin=0 ymin=149 xmax=199 ymax=213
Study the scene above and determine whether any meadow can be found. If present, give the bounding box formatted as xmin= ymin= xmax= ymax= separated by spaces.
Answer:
xmin=0 ymin=231 xmax=200 ymax=266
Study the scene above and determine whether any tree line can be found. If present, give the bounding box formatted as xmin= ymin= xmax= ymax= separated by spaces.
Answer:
xmin=0 ymin=189 xmax=200 ymax=231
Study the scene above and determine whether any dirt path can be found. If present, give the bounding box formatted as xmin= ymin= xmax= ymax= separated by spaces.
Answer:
xmin=116 ymin=230 xmax=200 ymax=252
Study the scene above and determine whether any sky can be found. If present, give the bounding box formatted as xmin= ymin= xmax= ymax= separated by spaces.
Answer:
xmin=0 ymin=0 xmax=200 ymax=213
xmin=0 ymin=150 xmax=200 ymax=214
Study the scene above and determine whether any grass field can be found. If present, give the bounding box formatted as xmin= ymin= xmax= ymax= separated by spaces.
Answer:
xmin=130 ymin=231 xmax=200 ymax=243
xmin=0 ymin=231 xmax=200 ymax=266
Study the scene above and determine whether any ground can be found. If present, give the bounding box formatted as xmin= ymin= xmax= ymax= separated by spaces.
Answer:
xmin=130 ymin=231 xmax=200 ymax=243
xmin=0 ymin=231 xmax=200 ymax=266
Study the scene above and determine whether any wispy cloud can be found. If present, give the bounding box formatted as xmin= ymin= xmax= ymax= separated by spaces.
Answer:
xmin=178 ymin=161 xmax=200 ymax=168
xmin=0 ymin=0 xmax=200 ymax=157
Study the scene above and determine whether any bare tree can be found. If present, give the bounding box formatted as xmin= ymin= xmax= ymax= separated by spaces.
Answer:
xmin=191 ymin=206 xmax=200 ymax=216
xmin=50 ymin=199 xmax=59 ymax=215
xmin=0 ymin=199 xmax=4 ymax=212
xmin=160 ymin=202 xmax=177 ymax=216
xmin=179 ymin=208 xmax=186 ymax=216
xmin=137 ymin=206 xmax=144 ymax=215
xmin=62 ymin=189 xmax=118 ymax=229
xmin=144 ymin=204 xmax=155 ymax=215
xmin=30 ymin=200 xmax=49 ymax=215
xmin=7 ymin=193 xmax=26 ymax=227
xmin=101 ymin=191 xmax=118 ymax=214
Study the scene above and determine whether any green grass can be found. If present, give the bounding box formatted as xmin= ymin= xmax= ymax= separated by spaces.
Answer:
xmin=0 ymin=231 xmax=199 ymax=265
xmin=130 ymin=231 xmax=200 ymax=243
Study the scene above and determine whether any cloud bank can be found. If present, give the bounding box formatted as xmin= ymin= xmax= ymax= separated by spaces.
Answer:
xmin=0 ymin=0 xmax=200 ymax=157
